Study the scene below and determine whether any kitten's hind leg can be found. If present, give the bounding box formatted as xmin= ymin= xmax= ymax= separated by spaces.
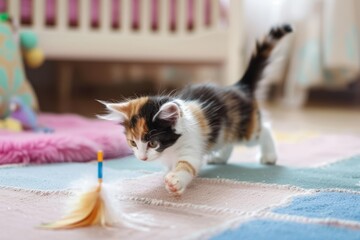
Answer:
xmin=207 ymin=145 xmax=233 ymax=164
xmin=258 ymin=122 xmax=277 ymax=165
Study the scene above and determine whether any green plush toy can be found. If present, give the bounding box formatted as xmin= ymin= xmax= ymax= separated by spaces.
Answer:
xmin=20 ymin=30 xmax=45 ymax=68
xmin=0 ymin=13 xmax=44 ymax=119
xmin=20 ymin=30 xmax=38 ymax=49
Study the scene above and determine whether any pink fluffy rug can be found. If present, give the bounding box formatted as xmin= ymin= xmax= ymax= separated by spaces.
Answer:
xmin=0 ymin=114 xmax=132 ymax=165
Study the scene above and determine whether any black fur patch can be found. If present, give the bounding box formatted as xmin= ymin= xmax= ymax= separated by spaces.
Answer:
xmin=138 ymin=97 xmax=181 ymax=152
xmin=270 ymin=24 xmax=293 ymax=39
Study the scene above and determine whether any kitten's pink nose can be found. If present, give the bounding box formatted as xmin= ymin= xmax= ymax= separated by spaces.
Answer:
xmin=140 ymin=156 xmax=148 ymax=161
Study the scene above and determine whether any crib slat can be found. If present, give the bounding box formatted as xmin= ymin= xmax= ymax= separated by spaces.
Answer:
xmin=45 ymin=0 xmax=57 ymax=26
xmin=100 ymin=0 xmax=110 ymax=32
xmin=159 ymin=0 xmax=168 ymax=34
xmin=169 ymin=0 xmax=176 ymax=31
xmin=79 ymin=0 xmax=90 ymax=32
xmin=121 ymin=0 xmax=131 ymax=33
xmin=177 ymin=0 xmax=186 ymax=34
xmin=195 ymin=0 xmax=204 ymax=32
xmin=33 ymin=0 xmax=45 ymax=29
xmin=140 ymin=0 xmax=150 ymax=33
xmin=8 ymin=0 xmax=20 ymax=24
xmin=111 ymin=0 xmax=120 ymax=29
xmin=57 ymin=0 xmax=67 ymax=30
xmin=211 ymin=0 xmax=220 ymax=29
xmin=150 ymin=0 xmax=158 ymax=31
xmin=90 ymin=0 xmax=100 ymax=28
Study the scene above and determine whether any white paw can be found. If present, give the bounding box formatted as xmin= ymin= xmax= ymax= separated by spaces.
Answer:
xmin=164 ymin=172 xmax=185 ymax=196
xmin=259 ymin=153 xmax=277 ymax=165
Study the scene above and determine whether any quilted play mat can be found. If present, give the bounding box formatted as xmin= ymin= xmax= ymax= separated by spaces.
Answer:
xmin=0 ymin=132 xmax=360 ymax=240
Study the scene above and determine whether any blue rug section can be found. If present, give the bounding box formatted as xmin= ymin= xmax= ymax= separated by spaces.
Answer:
xmin=0 ymin=155 xmax=359 ymax=191
xmin=200 ymin=155 xmax=360 ymax=191
xmin=0 ymin=161 xmax=146 ymax=190
xmin=105 ymin=155 xmax=360 ymax=190
xmin=274 ymin=192 xmax=360 ymax=222
xmin=211 ymin=220 xmax=360 ymax=240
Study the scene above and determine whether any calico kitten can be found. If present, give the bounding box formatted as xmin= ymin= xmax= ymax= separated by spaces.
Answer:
xmin=99 ymin=24 xmax=292 ymax=195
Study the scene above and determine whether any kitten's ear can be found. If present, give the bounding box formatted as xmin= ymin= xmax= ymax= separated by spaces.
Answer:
xmin=97 ymin=100 xmax=129 ymax=123
xmin=153 ymin=102 xmax=180 ymax=124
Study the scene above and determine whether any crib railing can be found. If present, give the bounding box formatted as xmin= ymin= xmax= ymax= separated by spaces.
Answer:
xmin=3 ymin=0 xmax=243 ymax=85
xmin=3 ymin=0 xmax=231 ymax=62
xmin=6 ymin=0 xmax=226 ymax=32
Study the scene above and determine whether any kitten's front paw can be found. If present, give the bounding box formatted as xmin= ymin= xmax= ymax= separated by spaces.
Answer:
xmin=259 ymin=153 xmax=277 ymax=165
xmin=164 ymin=172 xmax=185 ymax=196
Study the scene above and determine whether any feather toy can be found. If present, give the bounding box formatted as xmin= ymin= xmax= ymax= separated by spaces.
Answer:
xmin=43 ymin=150 xmax=116 ymax=229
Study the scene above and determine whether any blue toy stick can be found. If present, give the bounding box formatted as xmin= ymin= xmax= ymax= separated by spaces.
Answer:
xmin=97 ymin=150 xmax=103 ymax=183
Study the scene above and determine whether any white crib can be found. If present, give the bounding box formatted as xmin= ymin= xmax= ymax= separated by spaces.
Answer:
xmin=7 ymin=0 xmax=245 ymax=110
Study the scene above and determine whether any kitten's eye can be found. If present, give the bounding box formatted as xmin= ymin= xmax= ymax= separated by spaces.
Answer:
xmin=129 ymin=140 xmax=137 ymax=147
xmin=148 ymin=140 xmax=159 ymax=148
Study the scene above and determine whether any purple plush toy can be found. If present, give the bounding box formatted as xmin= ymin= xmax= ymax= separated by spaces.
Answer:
xmin=9 ymin=97 xmax=53 ymax=133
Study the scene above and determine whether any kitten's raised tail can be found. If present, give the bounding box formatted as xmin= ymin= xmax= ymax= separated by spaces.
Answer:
xmin=237 ymin=24 xmax=293 ymax=94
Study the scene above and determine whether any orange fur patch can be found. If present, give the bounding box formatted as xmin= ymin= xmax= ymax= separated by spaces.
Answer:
xmin=175 ymin=161 xmax=197 ymax=176
xmin=244 ymin=102 xmax=259 ymax=140
xmin=115 ymin=97 xmax=148 ymax=120
xmin=118 ymin=97 xmax=149 ymax=140
xmin=188 ymin=103 xmax=210 ymax=139
xmin=133 ymin=117 xmax=148 ymax=139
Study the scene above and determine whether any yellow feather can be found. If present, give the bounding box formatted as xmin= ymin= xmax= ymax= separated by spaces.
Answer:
xmin=42 ymin=184 xmax=111 ymax=229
